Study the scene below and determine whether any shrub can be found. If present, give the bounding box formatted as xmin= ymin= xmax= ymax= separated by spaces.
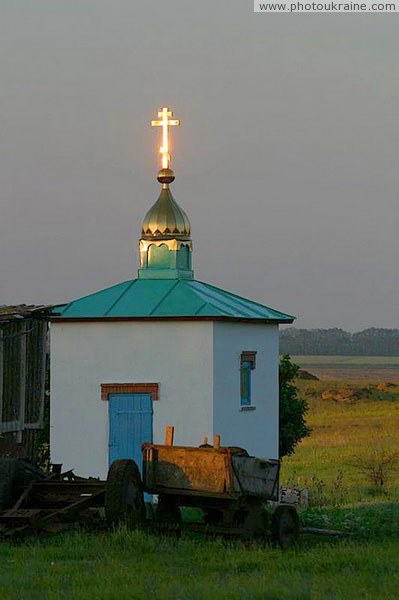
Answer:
xmin=349 ymin=448 xmax=399 ymax=488
xmin=279 ymin=354 xmax=311 ymax=457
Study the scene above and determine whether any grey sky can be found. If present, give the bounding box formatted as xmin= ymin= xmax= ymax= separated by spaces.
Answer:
xmin=0 ymin=1 xmax=398 ymax=330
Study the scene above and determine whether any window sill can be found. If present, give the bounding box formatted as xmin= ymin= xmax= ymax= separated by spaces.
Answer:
xmin=240 ymin=406 xmax=256 ymax=412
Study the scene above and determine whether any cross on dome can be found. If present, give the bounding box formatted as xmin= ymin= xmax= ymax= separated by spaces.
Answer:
xmin=151 ymin=107 xmax=180 ymax=170
xmin=139 ymin=107 xmax=192 ymax=280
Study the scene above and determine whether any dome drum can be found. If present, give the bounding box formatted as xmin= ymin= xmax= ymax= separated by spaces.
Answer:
xmin=138 ymin=238 xmax=193 ymax=280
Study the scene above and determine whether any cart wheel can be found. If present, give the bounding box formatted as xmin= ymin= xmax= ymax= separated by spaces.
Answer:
xmin=234 ymin=501 xmax=270 ymax=542
xmin=250 ymin=507 xmax=271 ymax=543
xmin=155 ymin=496 xmax=182 ymax=537
xmin=271 ymin=505 xmax=300 ymax=549
xmin=105 ymin=460 xmax=145 ymax=529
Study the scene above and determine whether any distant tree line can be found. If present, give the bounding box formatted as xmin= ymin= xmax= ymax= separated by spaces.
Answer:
xmin=280 ymin=328 xmax=399 ymax=356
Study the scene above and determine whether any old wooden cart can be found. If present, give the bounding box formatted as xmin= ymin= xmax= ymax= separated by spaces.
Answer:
xmin=0 ymin=429 xmax=299 ymax=547
xmin=139 ymin=430 xmax=300 ymax=547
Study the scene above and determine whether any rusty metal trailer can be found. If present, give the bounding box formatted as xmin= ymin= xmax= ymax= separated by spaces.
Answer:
xmin=139 ymin=430 xmax=300 ymax=548
xmin=0 ymin=429 xmax=300 ymax=548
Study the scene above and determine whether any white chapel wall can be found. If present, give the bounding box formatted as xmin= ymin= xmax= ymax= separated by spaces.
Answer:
xmin=50 ymin=321 xmax=213 ymax=479
xmin=212 ymin=322 xmax=279 ymax=460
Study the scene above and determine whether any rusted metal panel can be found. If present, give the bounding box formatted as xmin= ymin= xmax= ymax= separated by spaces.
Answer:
xmin=143 ymin=442 xmax=279 ymax=501
xmin=143 ymin=444 xmax=233 ymax=495
xmin=231 ymin=455 xmax=279 ymax=500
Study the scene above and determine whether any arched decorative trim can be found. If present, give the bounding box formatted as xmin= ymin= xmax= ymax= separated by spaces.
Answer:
xmin=148 ymin=243 xmax=170 ymax=269
xmin=101 ymin=383 xmax=159 ymax=401
xmin=139 ymin=239 xmax=192 ymax=252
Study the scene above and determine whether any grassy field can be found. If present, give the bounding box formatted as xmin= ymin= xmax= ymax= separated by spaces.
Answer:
xmin=291 ymin=355 xmax=399 ymax=382
xmin=0 ymin=378 xmax=398 ymax=599
xmin=0 ymin=525 xmax=398 ymax=599
xmin=281 ymin=380 xmax=399 ymax=502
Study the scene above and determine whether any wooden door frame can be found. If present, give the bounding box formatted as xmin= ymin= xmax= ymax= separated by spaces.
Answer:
xmin=101 ymin=383 xmax=159 ymax=401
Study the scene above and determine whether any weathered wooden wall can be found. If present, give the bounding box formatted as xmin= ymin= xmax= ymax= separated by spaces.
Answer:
xmin=0 ymin=317 xmax=48 ymax=459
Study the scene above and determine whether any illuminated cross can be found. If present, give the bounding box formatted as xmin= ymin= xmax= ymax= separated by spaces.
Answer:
xmin=151 ymin=107 xmax=180 ymax=170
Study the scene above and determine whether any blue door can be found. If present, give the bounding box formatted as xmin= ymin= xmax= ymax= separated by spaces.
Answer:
xmin=108 ymin=393 xmax=153 ymax=473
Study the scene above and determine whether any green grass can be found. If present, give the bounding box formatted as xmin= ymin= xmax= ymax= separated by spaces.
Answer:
xmin=0 ymin=380 xmax=398 ymax=599
xmin=0 ymin=526 xmax=398 ymax=599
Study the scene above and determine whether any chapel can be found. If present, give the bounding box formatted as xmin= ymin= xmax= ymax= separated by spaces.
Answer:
xmin=50 ymin=108 xmax=294 ymax=478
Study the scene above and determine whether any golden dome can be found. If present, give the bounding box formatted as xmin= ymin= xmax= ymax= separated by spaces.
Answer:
xmin=141 ymin=186 xmax=191 ymax=240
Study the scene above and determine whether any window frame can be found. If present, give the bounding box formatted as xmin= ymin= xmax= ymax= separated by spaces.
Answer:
xmin=239 ymin=351 xmax=257 ymax=409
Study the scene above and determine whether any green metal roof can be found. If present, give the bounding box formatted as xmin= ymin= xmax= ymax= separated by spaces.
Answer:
xmin=53 ymin=279 xmax=294 ymax=323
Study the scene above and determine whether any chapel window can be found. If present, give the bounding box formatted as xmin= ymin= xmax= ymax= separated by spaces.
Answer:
xmin=240 ymin=351 xmax=257 ymax=407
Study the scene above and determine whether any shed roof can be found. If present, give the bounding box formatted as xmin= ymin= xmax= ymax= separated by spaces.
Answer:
xmin=0 ymin=304 xmax=54 ymax=322
xmin=53 ymin=279 xmax=294 ymax=323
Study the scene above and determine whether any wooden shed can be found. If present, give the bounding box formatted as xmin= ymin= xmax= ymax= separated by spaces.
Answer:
xmin=0 ymin=305 xmax=51 ymax=459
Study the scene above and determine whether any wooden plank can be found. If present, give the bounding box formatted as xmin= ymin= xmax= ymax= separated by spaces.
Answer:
xmin=16 ymin=322 xmax=27 ymax=443
xmin=38 ymin=320 xmax=48 ymax=427
xmin=300 ymin=527 xmax=349 ymax=538
xmin=40 ymin=491 xmax=105 ymax=524
xmin=0 ymin=327 xmax=3 ymax=423
xmin=143 ymin=486 xmax=234 ymax=499
xmin=11 ymin=481 xmax=34 ymax=511
xmin=143 ymin=443 xmax=229 ymax=454
xmin=164 ymin=425 xmax=174 ymax=446
xmin=24 ymin=320 xmax=47 ymax=429
xmin=0 ymin=420 xmax=23 ymax=434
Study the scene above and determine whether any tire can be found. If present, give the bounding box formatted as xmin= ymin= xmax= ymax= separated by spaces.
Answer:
xmin=155 ymin=496 xmax=182 ymax=537
xmin=271 ymin=505 xmax=300 ymax=549
xmin=105 ymin=459 xmax=145 ymax=529
xmin=253 ymin=509 xmax=271 ymax=543
xmin=233 ymin=501 xmax=270 ymax=542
